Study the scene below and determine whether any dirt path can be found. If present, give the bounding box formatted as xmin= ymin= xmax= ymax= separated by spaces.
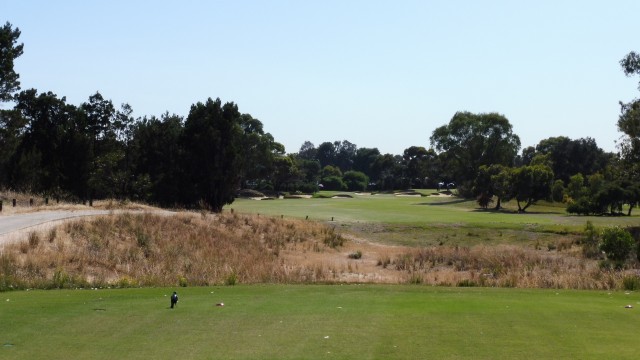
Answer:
xmin=0 ymin=209 xmax=175 ymax=245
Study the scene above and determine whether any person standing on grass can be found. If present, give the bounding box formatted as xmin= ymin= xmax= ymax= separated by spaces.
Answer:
xmin=171 ymin=291 xmax=178 ymax=308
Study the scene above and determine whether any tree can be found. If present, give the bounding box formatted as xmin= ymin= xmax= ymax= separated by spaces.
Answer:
xmin=334 ymin=140 xmax=357 ymax=172
xmin=129 ymin=113 xmax=184 ymax=204
xmin=352 ymin=147 xmax=380 ymax=180
xmin=0 ymin=22 xmax=23 ymax=102
xmin=9 ymin=90 xmax=76 ymax=194
xmin=343 ymin=171 xmax=369 ymax=192
xmin=237 ymin=114 xmax=284 ymax=188
xmin=182 ymin=98 xmax=244 ymax=212
xmin=600 ymin=227 xmax=634 ymax=267
xmin=298 ymin=141 xmax=317 ymax=160
xmin=533 ymin=136 xmax=610 ymax=184
xmin=509 ymin=164 xmax=554 ymax=212
xmin=430 ymin=112 xmax=521 ymax=195
xmin=617 ymin=52 xmax=640 ymax=197
xmin=473 ymin=164 xmax=510 ymax=210
xmin=316 ymin=141 xmax=337 ymax=168
xmin=551 ymin=179 xmax=565 ymax=203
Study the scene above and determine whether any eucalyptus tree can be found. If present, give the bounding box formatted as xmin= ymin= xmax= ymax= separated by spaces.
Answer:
xmin=430 ymin=112 xmax=520 ymax=195
xmin=0 ymin=22 xmax=23 ymax=102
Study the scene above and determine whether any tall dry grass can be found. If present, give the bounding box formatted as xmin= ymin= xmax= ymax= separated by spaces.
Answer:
xmin=383 ymin=244 xmax=637 ymax=290
xmin=1 ymin=210 xmax=638 ymax=290
xmin=0 ymin=212 xmax=345 ymax=289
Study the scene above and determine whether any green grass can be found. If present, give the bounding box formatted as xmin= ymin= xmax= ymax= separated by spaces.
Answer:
xmin=227 ymin=191 xmax=640 ymax=246
xmin=2 ymin=286 xmax=639 ymax=359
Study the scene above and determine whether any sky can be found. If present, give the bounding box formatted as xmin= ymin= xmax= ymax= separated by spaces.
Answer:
xmin=3 ymin=0 xmax=640 ymax=155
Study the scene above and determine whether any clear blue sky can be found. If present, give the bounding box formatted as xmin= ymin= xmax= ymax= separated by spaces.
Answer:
xmin=3 ymin=1 xmax=639 ymax=155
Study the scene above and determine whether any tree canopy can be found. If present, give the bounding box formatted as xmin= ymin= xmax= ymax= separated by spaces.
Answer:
xmin=430 ymin=112 xmax=521 ymax=195
xmin=0 ymin=22 xmax=23 ymax=102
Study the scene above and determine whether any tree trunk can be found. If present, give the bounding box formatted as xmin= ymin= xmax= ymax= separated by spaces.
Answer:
xmin=494 ymin=197 xmax=502 ymax=210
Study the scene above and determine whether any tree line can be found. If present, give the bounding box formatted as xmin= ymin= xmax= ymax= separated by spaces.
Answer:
xmin=1 ymin=22 xmax=640 ymax=214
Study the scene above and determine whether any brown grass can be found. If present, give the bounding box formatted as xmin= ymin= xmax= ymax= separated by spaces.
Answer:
xmin=0 ymin=212 xmax=352 ymax=289
xmin=1 ymin=211 xmax=637 ymax=290
xmin=0 ymin=189 xmax=157 ymax=215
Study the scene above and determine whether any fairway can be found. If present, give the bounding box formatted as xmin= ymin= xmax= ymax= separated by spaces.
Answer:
xmin=2 ymin=286 xmax=639 ymax=360
xmin=226 ymin=192 xmax=640 ymax=246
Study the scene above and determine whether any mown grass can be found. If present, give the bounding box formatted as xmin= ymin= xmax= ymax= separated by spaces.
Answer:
xmin=227 ymin=191 xmax=640 ymax=246
xmin=1 ymin=285 xmax=639 ymax=360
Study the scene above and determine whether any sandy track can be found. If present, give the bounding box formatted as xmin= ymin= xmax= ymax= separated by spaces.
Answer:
xmin=0 ymin=209 xmax=174 ymax=245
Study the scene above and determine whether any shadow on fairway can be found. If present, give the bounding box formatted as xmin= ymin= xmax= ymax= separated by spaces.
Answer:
xmin=415 ymin=199 xmax=471 ymax=206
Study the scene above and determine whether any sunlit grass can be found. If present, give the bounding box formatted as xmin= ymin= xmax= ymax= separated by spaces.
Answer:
xmin=1 ymin=286 xmax=639 ymax=360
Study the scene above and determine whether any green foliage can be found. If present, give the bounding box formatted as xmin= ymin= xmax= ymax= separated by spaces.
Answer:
xmin=348 ymin=250 xmax=363 ymax=259
xmin=552 ymin=179 xmax=565 ymax=202
xmin=430 ymin=111 xmax=521 ymax=193
xmin=321 ymin=175 xmax=347 ymax=191
xmin=582 ymin=221 xmax=601 ymax=258
xmin=342 ymin=170 xmax=369 ymax=191
xmin=476 ymin=192 xmax=493 ymax=209
xmin=225 ymin=272 xmax=238 ymax=286
xmin=599 ymin=227 xmax=634 ymax=264
xmin=510 ymin=164 xmax=554 ymax=212
xmin=622 ymin=275 xmax=640 ymax=291
xmin=0 ymin=22 xmax=24 ymax=102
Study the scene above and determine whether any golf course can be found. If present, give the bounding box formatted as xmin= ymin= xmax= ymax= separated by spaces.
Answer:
xmin=1 ymin=191 xmax=639 ymax=359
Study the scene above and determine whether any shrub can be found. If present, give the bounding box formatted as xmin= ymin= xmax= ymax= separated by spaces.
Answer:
xmin=622 ymin=275 xmax=640 ymax=291
xmin=600 ymin=227 xmax=634 ymax=264
xmin=28 ymin=231 xmax=40 ymax=248
xmin=320 ymin=176 xmax=347 ymax=191
xmin=476 ymin=193 xmax=493 ymax=209
xmin=225 ymin=272 xmax=238 ymax=286
xmin=582 ymin=221 xmax=601 ymax=258
xmin=322 ymin=227 xmax=345 ymax=248
xmin=348 ymin=250 xmax=362 ymax=259
xmin=342 ymin=171 xmax=369 ymax=192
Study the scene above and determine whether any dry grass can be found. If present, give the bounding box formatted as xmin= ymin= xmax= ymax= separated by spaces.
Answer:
xmin=0 ymin=190 xmax=156 ymax=215
xmin=0 ymin=212 xmax=350 ymax=289
xmin=384 ymin=244 xmax=636 ymax=289
xmin=1 ymin=210 xmax=638 ymax=290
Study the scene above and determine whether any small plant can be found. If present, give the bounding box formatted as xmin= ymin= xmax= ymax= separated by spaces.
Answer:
xmin=28 ymin=231 xmax=40 ymax=248
xmin=348 ymin=250 xmax=362 ymax=259
xmin=178 ymin=276 xmax=188 ymax=287
xmin=407 ymin=274 xmax=423 ymax=284
xmin=457 ymin=279 xmax=477 ymax=287
xmin=225 ymin=272 xmax=238 ymax=286
xmin=377 ymin=256 xmax=391 ymax=269
xmin=322 ymin=227 xmax=345 ymax=248
xmin=622 ymin=275 xmax=640 ymax=291
xmin=47 ymin=228 xmax=57 ymax=243
xmin=582 ymin=221 xmax=600 ymax=258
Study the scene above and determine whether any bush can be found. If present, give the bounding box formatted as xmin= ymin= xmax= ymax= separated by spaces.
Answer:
xmin=321 ymin=176 xmax=347 ymax=191
xmin=622 ymin=275 xmax=640 ymax=291
xmin=343 ymin=171 xmax=369 ymax=192
xmin=476 ymin=193 xmax=493 ymax=209
xmin=348 ymin=250 xmax=362 ymax=259
xmin=600 ymin=227 xmax=634 ymax=264
xmin=582 ymin=221 xmax=601 ymax=259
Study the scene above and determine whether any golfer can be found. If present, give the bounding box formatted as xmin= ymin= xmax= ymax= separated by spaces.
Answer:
xmin=170 ymin=291 xmax=178 ymax=308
